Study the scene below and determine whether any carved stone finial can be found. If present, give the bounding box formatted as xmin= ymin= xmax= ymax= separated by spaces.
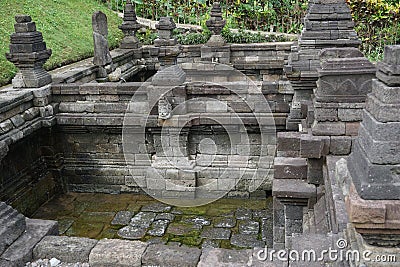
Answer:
xmin=154 ymin=17 xmax=181 ymax=68
xmin=119 ymin=0 xmax=142 ymax=49
xmin=206 ymin=2 xmax=226 ymax=35
xmin=205 ymin=2 xmax=226 ymax=47
xmin=6 ymin=14 xmax=52 ymax=88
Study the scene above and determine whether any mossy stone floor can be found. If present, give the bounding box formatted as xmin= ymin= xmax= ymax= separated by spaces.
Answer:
xmin=32 ymin=193 xmax=273 ymax=249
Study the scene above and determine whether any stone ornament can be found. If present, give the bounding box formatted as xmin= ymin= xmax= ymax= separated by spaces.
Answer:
xmin=158 ymin=97 xmax=172 ymax=120
xmin=206 ymin=2 xmax=226 ymax=35
xmin=6 ymin=14 xmax=52 ymax=88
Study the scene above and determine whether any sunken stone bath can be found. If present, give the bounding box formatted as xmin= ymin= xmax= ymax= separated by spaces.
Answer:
xmin=1 ymin=0 xmax=400 ymax=266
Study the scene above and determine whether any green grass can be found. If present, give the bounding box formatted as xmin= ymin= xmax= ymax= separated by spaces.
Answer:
xmin=0 ymin=0 xmax=123 ymax=86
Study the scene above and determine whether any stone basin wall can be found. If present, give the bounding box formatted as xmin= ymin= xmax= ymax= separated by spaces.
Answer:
xmin=0 ymin=42 xmax=294 ymax=214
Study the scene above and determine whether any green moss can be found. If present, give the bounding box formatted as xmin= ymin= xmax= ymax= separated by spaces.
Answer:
xmin=0 ymin=0 xmax=123 ymax=87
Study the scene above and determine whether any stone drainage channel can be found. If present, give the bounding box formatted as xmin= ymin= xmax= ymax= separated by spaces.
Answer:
xmin=32 ymin=193 xmax=273 ymax=251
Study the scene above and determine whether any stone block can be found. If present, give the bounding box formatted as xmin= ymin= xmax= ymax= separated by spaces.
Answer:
xmin=358 ymin=125 xmax=400 ymax=165
xmin=314 ymin=107 xmax=338 ymax=122
xmin=277 ymin=132 xmax=301 ymax=152
xmin=285 ymin=205 xmax=304 ymax=220
xmin=347 ymin=142 xmax=400 ymax=200
xmin=312 ymin=121 xmax=346 ymax=136
xmin=142 ymin=244 xmax=201 ymax=267
xmin=345 ymin=121 xmax=360 ymax=136
xmin=274 ymin=157 xmax=307 ymax=179
xmin=338 ymin=108 xmax=363 ymax=122
xmin=300 ymin=134 xmax=325 ymax=158
xmin=1 ymin=219 xmax=58 ymax=267
xmin=89 ymin=239 xmax=147 ymax=267
xmin=330 ymin=136 xmax=352 ymax=155
xmin=33 ymin=236 xmax=98 ymax=263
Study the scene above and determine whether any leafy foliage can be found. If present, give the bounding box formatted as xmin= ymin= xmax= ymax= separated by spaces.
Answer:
xmin=0 ymin=0 xmax=123 ymax=87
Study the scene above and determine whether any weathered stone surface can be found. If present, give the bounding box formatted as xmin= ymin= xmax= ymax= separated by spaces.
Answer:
xmin=142 ymin=244 xmax=201 ymax=267
xmin=182 ymin=216 xmax=211 ymax=226
xmin=0 ymin=218 xmax=58 ymax=267
xmin=148 ymin=219 xmax=169 ymax=236
xmin=238 ymin=220 xmax=259 ymax=235
xmin=0 ymin=202 xmax=26 ymax=255
xmin=6 ymin=15 xmax=52 ymax=88
xmin=230 ymin=234 xmax=265 ymax=248
xmin=141 ymin=202 xmax=172 ymax=213
xmin=33 ymin=236 xmax=97 ymax=263
xmin=274 ymin=157 xmax=307 ymax=179
xmin=330 ymin=136 xmax=352 ymax=155
xmin=130 ymin=211 xmax=156 ymax=228
xmin=117 ymin=225 xmax=147 ymax=240
xmin=155 ymin=212 xmax=175 ymax=221
xmin=214 ymin=217 xmax=236 ymax=228
xmin=273 ymin=179 xmax=315 ymax=199
xmin=348 ymin=45 xmax=400 ymax=200
xmin=200 ymin=227 xmax=231 ymax=240
xmin=235 ymin=208 xmax=252 ymax=220
xmin=89 ymin=239 xmax=147 ymax=267
xmin=118 ymin=0 xmax=142 ymax=49
xmin=198 ymin=248 xmax=252 ymax=267
xmin=92 ymin=11 xmax=112 ymax=67
xmin=111 ymin=211 xmax=133 ymax=225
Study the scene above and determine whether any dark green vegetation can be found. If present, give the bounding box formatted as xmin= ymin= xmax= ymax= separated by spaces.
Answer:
xmin=0 ymin=0 xmax=123 ymax=86
xmin=110 ymin=0 xmax=399 ymax=60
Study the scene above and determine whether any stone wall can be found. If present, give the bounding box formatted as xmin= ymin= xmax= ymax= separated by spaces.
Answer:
xmin=0 ymin=41 xmax=293 ymax=209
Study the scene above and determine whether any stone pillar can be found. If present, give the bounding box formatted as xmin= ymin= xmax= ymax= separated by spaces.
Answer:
xmin=347 ymin=45 xmax=400 ymax=200
xmin=201 ymin=2 xmax=230 ymax=64
xmin=118 ymin=0 xmax=142 ymax=50
xmin=311 ymin=48 xmax=376 ymax=154
xmin=6 ymin=15 xmax=52 ymax=88
xmin=284 ymin=0 xmax=360 ymax=130
xmin=92 ymin=11 xmax=113 ymax=81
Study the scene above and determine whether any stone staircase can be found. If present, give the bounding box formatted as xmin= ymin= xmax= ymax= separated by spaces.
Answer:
xmin=0 ymin=202 xmax=58 ymax=267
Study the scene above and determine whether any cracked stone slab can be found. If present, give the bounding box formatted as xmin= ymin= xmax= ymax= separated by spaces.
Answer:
xmin=142 ymin=244 xmax=201 ymax=267
xmin=111 ymin=211 xmax=133 ymax=226
xmin=141 ymin=202 xmax=172 ymax=213
xmin=33 ymin=236 xmax=97 ymax=263
xmin=89 ymin=239 xmax=147 ymax=267
xmin=117 ymin=225 xmax=147 ymax=240
xmin=239 ymin=220 xmax=260 ymax=235
xmin=200 ymin=227 xmax=231 ymax=240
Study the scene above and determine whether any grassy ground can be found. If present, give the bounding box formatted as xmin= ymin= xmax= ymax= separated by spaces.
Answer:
xmin=0 ymin=0 xmax=123 ymax=86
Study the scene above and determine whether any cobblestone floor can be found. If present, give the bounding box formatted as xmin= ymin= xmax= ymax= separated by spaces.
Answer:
xmin=33 ymin=193 xmax=273 ymax=249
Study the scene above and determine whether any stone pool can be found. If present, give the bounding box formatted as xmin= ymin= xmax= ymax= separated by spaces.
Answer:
xmin=32 ymin=193 xmax=273 ymax=249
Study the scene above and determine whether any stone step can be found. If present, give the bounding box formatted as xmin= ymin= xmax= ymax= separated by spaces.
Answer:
xmin=0 ymin=218 xmax=58 ymax=267
xmin=0 ymin=203 xmax=26 ymax=256
xmin=274 ymin=157 xmax=307 ymax=179
xmin=272 ymin=179 xmax=316 ymax=200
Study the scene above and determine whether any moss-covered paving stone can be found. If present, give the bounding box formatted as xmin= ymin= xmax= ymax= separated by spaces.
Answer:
xmin=32 ymin=192 xmax=274 ymax=248
xmin=167 ymin=222 xmax=201 ymax=236
xmin=65 ymin=221 xmax=105 ymax=239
